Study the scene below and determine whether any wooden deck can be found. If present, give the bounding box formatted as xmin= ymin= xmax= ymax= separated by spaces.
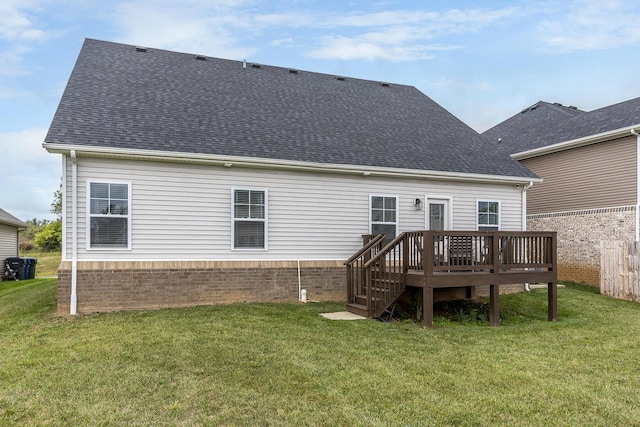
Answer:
xmin=345 ymin=231 xmax=558 ymax=328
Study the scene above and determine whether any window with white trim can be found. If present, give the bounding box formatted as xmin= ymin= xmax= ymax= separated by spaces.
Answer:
xmin=477 ymin=200 xmax=500 ymax=231
xmin=233 ymin=189 xmax=267 ymax=249
xmin=370 ymin=195 xmax=397 ymax=242
xmin=88 ymin=181 xmax=131 ymax=249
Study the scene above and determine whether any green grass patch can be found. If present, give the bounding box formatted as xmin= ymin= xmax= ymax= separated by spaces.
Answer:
xmin=2 ymin=279 xmax=640 ymax=426
xmin=18 ymin=249 xmax=61 ymax=277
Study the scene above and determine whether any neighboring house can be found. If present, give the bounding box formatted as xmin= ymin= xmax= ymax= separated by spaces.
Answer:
xmin=484 ymin=98 xmax=640 ymax=285
xmin=44 ymin=39 xmax=539 ymax=315
xmin=0 ymin=208 xmax=27 ymax=263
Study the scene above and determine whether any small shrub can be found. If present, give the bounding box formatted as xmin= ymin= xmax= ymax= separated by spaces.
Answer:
xmin=19 ymin=242 xmax=35 ymax=251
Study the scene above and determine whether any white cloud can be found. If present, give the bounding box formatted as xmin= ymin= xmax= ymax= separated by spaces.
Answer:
xmin=0 ymin=128 xmax=60 ymax=221
xmin=426 ymin=78 xmax=492 ymax=91
xmin=310 ymin=36 xmax=459 ymax=61
xmin=109 ymin=2 xmax=522 ymax=62
xmin=307 ymin=7 xmax=520 ymax=61
xmin=538 ymin=0 xmax=640 ymax=51
xmin=113 ymin=0 xmax=259 ymax=59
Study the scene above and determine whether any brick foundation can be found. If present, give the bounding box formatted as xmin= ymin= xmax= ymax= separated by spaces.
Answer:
xmin=57 ymin=260 xmax=346 ymax=315
xmin=528 ymin=206 xmax=636 ymax=286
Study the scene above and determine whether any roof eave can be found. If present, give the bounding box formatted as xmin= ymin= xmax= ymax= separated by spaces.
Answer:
xmin=44 ymin=143 xmax=540 ymax=185
xmin=512 ymin=124 xmax=640 ymax=160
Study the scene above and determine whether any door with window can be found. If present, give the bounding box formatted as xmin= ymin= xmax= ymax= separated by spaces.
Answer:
xmin=427 ymin=198 xmax=450 ymax=230
xmin=427 ymin=197 xmax=451 ymax=265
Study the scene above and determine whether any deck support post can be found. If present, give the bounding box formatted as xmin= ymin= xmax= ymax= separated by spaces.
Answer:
xmin=489 ymin=284 xmax=500 ymax=326
xmin=423 ymin=286 xmax=433 ymax=329
xmin=548 ymin=281 xmax=558 ymax=322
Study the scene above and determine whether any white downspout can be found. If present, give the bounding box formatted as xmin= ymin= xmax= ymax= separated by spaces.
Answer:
xmin=522 ymin=181 xmax=534 ymax=292
xmin=632 ymin=129 xmax=640 ymax=242
xmin=70 ymin=150 xmax=78 ymax=315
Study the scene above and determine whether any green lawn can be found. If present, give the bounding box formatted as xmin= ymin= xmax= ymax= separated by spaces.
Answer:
xmin=2 ymin=279 xmax=640 ymax=426
xmin=18 ymin=249 xmax=61 ymax=277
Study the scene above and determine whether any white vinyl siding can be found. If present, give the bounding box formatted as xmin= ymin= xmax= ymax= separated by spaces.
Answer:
xmin=63 ymin=157 xmax=526 ymax=261
xmin=0 ymin=223 xmax=20 ymax=260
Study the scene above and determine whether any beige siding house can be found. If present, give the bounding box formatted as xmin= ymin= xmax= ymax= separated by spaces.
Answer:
xmin=44 ymin=39 xmax=539 ymax=314
xmin=484 ymin=99 xmax=640 ymax=285
xmin=0 ymin=208 xmax=27 ymax=264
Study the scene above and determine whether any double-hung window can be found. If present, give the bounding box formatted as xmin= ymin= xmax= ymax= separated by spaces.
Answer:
xmin=477 ymin=200 xmax=500 ymax=231
xmin=370 ymin=195 xmax=397 ymax=242
xmin=88 ymin=181 xmax=131 ymax=249
xmin=233 ymin=189 xmax=267 ymax=249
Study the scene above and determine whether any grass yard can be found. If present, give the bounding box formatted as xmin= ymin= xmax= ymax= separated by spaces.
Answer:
xmin=18 ymin=249 xmax=61 ymax=277
xmin=2 ymin=279 xmax=640 ymax=426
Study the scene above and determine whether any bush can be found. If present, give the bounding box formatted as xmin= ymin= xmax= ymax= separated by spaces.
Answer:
xmin=19 ymin=242 xmax=35 ymax=251
xmin=34 ymin=220 xmax=62 ymax=251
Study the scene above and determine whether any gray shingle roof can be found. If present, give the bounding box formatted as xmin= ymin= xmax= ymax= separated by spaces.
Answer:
xmin=484 ymin=98 xmax=640 ymax=154
xmin=45 ymin=39 xmax=536 ymax=179
xmin=0 ymin=208 xmax=27 ymax=228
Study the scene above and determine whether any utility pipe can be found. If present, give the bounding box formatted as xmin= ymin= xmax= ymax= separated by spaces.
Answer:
xmin=522 ymin=181 xmax=534 ymax=292
xmin=632 ymin=129 xmax=640 ymax=242
xmin=70 ymin=150 xmax=78 ymax=315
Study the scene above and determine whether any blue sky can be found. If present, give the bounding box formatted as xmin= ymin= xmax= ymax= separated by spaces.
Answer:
xmin=2 ymin=0 xmax=640 ymax=221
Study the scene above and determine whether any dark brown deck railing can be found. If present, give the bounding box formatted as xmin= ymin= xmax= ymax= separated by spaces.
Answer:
xmin=346 ymin=230 xmax=558 ymax=326
xmin=345 ymin=234 xmax=386 ymax=308
xmin=361 ymin=233 xmax=408 ymax=318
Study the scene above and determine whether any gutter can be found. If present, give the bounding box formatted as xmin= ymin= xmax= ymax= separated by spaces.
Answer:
xmin=522 ymin=181 xmax=534 ymax=292
xmin=633 ymin=129 xmax=640 ymax=242
xmin=70 ymin=150 xmax=78 ymax=315
xmin=512 ymin=124 xmax=640 ymax=160
xmin=42 ymin=143 xmax=540 ymax=186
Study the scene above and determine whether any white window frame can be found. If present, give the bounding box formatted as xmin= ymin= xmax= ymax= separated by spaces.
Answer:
xmin=86 ymin=180 xmax=132 ymax=250
xmin=477 ymin=199 xmax=501 ymax=231
xmin=369 ymin=194 xmax=399 ymax=239
xmin=231 ymin=188 xmax=268 ymax=251
xmin=425 ymin=195 xmax=453 ymax=230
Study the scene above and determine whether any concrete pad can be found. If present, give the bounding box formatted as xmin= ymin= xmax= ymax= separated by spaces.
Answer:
xmin=320 ymin=311 xmax=366 ymax=320
xmin=529 ymin=284 xmax=565 ymax=289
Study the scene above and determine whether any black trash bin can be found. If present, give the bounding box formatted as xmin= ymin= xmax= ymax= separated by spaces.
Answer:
xmin=25 ymin=258 xmax=37 ymax=279
xmin=6 ymin=257 xmax=25 ymax=280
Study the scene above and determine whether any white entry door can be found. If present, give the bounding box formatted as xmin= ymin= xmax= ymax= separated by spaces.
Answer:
xmin=427 ymin=197 xmax=451 ymax=230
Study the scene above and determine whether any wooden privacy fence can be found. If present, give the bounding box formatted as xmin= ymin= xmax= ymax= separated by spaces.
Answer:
xmin=600 ymin=241 xmax=640 ymax=301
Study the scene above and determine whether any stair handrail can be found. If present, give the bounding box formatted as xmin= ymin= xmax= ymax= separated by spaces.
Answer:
xmin=361 ymin=232 xmax=409 ymax=318
xmin=363 ymin=232 xmax=407 ymax=269
xmin=344 ymin=234 xmax=386 ymax=266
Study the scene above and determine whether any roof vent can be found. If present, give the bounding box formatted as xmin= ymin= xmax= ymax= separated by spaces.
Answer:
xmin=380 ymin=82 xmax=390 ymax=87
xmin=135 ymin=47 xmax=147 ymax=52
xmin=336 ymin=76 xmax=345 ymax=81
xmin=251 ymin=63 xmax=261 ymax=69
xmin=195 ymin=55 xmax=206 ymax=61
xmin=569 ymin=105 xmax=577 ymax=109
xmin=289 ymin=69 xmax=298 ymax=74
xmin=553 ymin=102 xmax=562 ymax=106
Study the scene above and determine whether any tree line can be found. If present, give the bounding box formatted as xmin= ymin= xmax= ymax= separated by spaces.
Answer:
xmin=20 ymin=184 xmax=62 ymax=251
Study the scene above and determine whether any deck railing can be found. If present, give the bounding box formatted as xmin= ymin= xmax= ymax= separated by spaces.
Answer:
xmin=345 ymin=234 xmax=386 ymax=306
xmin=425 ymin=231 xmax=557 ymax=286
xmin=362 ymin=233 xmax=409 ymax=318
xmin=347 ymin=230 xmax=557 ymax=324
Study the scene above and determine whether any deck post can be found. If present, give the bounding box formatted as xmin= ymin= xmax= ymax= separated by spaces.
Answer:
xmin=489 ymin=284 xmax=500 ymax=326
xmin=423 ymin=286 xmax=433 ymax=329
xmin=548 ymin=281 xmax=558 ymax=322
